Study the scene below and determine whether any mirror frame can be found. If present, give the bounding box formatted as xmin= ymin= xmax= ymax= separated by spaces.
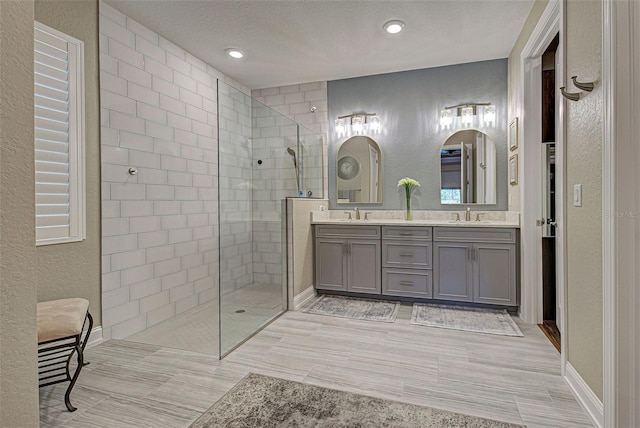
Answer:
xmin=336 ymin=135 xmax=383 ymax=204
xmin=439 ymin=128 xmax=497 ymax=205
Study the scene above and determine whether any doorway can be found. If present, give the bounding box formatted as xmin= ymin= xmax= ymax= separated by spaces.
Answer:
xmin=539 ymin=35 xmax=561 ymax=352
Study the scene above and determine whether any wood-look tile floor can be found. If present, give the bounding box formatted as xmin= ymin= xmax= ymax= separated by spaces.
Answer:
xmin=39 ymin=305 xmax=594 ymax=427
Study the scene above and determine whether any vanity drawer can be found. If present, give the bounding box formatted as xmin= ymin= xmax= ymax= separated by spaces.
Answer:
xmin=433 ymin=227 xmax=517 ymax=244
xmin=315 ymin=225 xmax=381 ymax=239
xmin=382 ymin=226 xmax=431 ymax=240
xmin=382 ymin=268 xmax=432 ymax=298
xmin=382 ymin=241 xmax=432 ymax=269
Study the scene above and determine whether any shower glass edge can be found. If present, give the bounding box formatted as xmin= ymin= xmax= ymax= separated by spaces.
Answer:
xmin=218 ymin=81 xmax=323 ymax=358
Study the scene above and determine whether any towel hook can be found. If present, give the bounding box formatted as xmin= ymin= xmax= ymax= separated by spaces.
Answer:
xmin=571 ymin=76 xmax=595 ymax=92
xmin=560 ymin=87 xmax=580 ymax=102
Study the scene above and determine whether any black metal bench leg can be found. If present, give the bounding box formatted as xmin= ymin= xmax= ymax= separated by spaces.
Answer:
xmin=64 ymin=343 xmax=84 ymax=412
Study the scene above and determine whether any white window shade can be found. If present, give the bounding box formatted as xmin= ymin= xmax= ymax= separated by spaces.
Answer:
xmin=34 ymin=22 xmax=85 ymax=245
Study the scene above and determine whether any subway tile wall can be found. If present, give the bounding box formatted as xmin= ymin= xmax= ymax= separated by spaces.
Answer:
xmin=99 ymin=3 xmax=249 ymax=339
xmin=218 ymin=83 xmax=254 ymax=294
xmin=251 ymin=84 xmax=328 ymax=296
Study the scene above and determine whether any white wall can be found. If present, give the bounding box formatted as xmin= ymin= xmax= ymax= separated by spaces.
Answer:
xmin=99 ymin=3 xmax=228 ymax=339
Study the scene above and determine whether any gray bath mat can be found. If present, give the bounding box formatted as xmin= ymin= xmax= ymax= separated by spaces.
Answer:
xmin=189 ymin=373 xmax=525 ymax=427
xmin=302 ymin=295 xmax=400 ymax=323
xmin=411 ymin=303 xmax=523 ymax=337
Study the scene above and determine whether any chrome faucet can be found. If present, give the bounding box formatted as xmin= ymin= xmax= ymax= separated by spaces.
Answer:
xmin=344 ymin=211 xmax=352 ymax=220
xmin=475 ymin=212 xmax=484 ymax=222
xmin=355 ymin=207 xmax=360 ymax=220
xmin=465 ymin=207 xmax=471 ymax=222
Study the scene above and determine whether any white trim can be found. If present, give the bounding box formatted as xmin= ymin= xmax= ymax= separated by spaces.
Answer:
xmin=556 ymin=0 xmax=568 ymax=377
xmin=519 ymin=0 xmax=565 ymax=341
xmin=602 ymin=1 xmax=639 ymax=426
xmin=565 ymin=362 xmax=604 ymax=428
xmin=601 ymin=1 xmax=616 ymax=426
xmin=34 ymin=21 xmax=86 ymax=246
xmin=292 ymin=286 xmax=317 ymax=310
xmin=85 ymin=326 xmax=103 ymax=349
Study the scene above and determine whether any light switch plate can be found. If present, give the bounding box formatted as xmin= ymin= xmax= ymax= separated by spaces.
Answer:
xmin=574 ymin=184 xmax=582 ymax=207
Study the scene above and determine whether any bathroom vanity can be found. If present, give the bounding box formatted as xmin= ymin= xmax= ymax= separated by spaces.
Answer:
xmin=312 ymin=212 xmax=520 ymax=308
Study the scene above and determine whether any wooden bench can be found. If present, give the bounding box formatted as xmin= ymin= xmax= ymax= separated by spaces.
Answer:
xmin=37 ymin=298 xmax=93 ymax=412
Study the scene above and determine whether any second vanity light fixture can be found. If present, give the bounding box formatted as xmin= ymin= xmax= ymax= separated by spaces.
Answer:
xmin=440 ymin=103 xmax=496 ymax=128
xmin=335 ymin=113 xmax=381 ymax=137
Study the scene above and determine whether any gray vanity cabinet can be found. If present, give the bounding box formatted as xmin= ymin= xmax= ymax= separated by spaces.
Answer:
xmin=433 ymin=242 xmax=473 ymax=302
xmin=433 ymin=227 xmax=518 ymax=306
xmin=314 ymin=225 xmax=381 ymax=294
xmin=382 ymin=226 xmax=433 ymax=298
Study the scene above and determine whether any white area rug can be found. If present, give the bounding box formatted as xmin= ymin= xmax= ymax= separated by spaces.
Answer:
xmin=303 ymin=295 xmax=400 ymax=323
xmin=410 ymin=304 xmax=523 ymax=337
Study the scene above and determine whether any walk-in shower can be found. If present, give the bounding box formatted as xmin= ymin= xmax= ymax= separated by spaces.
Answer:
xmin=121 ymin=82 xmax=323 ymax=358
xmin=218 ymin=82 xmax=322 ymax=356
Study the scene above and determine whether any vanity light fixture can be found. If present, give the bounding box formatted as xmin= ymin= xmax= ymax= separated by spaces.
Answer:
xmin=483 ymin=105 xmax=496 ymax=125
xmin=383 ymin=20 xmax=405 ymax=34
xmin=335 ymin=113 xmax=381 ymax=137
xmin=225 ymin=48 xmax=245 ymax=59
xmin=439 ymin=103 xmax=494 ymax=128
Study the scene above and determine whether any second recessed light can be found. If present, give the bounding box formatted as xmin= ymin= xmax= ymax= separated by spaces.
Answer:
xmin=383 ymin=20 xmax=405 ymax=34
xmin=225 ymin=48 xmax=245 ymax=59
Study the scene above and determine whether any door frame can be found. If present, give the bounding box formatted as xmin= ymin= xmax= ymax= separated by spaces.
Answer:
xmin=602 ymin=1 xmax=639 ymax=426
xmin=519 ymin=0 xmax=567 ymax=369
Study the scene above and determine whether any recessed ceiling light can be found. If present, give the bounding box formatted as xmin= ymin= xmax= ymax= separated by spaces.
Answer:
xmin=225 ymin=48 xmax=245 ymax=59
xmin=383 ymin=20 xmax=405 ymax=34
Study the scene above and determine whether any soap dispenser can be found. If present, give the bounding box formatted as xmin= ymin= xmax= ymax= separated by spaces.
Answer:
xmin=465 ymin=207 xmax=471 ymax=222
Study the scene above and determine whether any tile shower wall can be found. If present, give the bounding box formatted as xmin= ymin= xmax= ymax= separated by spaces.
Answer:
xmin=218 ymin=83 xmax=253 ymax=295
xmin=252 ymin=82 xmax=328 ymax=197
xmin=251 ymin=84 xmax=328 ymax=291
xmin=99 ymin=3 xmax=230 ymax=339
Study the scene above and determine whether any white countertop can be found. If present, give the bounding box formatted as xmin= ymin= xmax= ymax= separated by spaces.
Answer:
xmin=310 ymin=210 xmax=520 ymax=228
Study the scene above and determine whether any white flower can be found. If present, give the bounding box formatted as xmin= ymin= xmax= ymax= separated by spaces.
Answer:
xmin=397 ymin=177 xmax=420 ymax=188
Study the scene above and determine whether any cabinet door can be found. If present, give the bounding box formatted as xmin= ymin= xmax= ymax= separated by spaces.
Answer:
xmin=433 ymin=242 xmax=473 ymax=302
xmin=473 ymin=243 xmax=517 ymax=305
xmin=315 ymin=238 xmax=347 ymax=291
xmin=348 ymin=239 xmax=381 ymax=294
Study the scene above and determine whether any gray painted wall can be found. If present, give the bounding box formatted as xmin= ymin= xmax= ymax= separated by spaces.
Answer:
xmin=327 ymin=59 xmax=508 ymax=211
xmin=0 ymin=0 xmax=40 ymax=424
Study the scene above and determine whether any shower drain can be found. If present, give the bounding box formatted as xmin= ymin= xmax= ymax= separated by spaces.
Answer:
xmin=235 ymin=309 xmax=246 ymax=313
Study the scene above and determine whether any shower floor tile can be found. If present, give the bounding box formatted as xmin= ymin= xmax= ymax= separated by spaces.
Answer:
xmin=124 ymin=282 xmax=284 ymax=357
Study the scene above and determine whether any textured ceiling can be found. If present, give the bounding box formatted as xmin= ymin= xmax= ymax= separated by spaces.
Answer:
xmin=106 ymin=0 xmax=535 ymax=90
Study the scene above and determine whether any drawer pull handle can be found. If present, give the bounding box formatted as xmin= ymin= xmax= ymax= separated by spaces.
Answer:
xmin=399 ymin=253 xmax=414 ymax=257
xmin=400 ymin=281 xmax=413 ymax=286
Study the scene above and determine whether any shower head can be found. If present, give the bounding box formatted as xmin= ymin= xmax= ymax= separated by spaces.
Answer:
xmin=286 ymin=147 xmax=297 ymax=167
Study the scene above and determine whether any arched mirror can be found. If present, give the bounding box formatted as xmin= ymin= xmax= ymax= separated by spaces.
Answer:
xmin=336 ymin=136 xmax=382 ymax=204
xmin=440 ymin=130 xmax=496 ymax=204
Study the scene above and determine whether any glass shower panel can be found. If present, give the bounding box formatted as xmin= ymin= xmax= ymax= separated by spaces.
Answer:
xmin=297 ymin=124 xmax=324 ymax=199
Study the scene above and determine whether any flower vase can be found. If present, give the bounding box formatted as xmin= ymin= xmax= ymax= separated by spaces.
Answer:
xmin=405 ymin=188 xmax=412 ymax=221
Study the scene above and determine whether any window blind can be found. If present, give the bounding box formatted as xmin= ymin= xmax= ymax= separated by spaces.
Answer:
xmin=34 ymin=22 xmax=85 ymax=244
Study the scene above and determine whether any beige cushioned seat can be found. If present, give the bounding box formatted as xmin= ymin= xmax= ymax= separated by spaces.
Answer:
xmin=37 ymin=298 xmax=89 ymax=343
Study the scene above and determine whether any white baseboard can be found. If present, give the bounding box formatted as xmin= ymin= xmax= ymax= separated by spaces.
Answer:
xmin=85 ymin=326 xmax=104 ymax=349
xmin=564 ymin=362 xmax=604 ymax=428
xmin=292 ymin=286 xmax=317 ymax=310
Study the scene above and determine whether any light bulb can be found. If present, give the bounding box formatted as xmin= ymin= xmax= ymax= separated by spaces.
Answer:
xmin=483 ymin=105 xmax=496 ymax=124
xmin=351 ymin=116 xmax=364 ymax=134
xmin=440 ymin=109 xmax=453 ymax=127
xmin=461 ymin=106 xmax=474 ymax=126
xmin=384 ymin=20 xmax=405 ymax=34
xmin=370 ymin=116 xmax=381 ymax=133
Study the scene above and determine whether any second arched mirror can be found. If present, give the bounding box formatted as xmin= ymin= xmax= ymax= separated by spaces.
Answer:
xmin=440 ymin=130 xmax=496 ymax=205
xmin=336 ymin=136 xmax=382 ymax=204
